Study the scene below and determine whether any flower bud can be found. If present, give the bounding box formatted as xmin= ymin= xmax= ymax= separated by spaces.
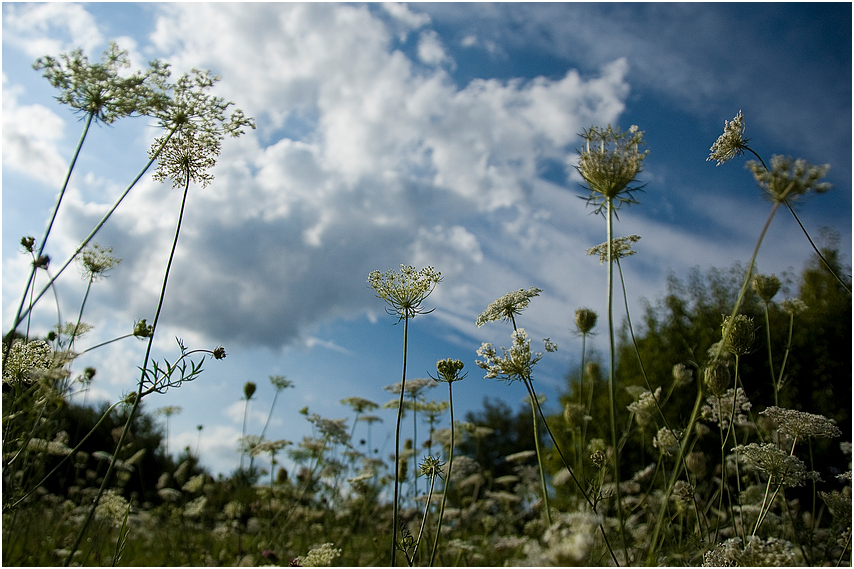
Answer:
xmin=721 ymin=314 xmax=755 ymax=356
xmin=574 ymin=308 xmax=598 ymax=335
xmin=704 ymin=360 xmax=731 ymax=396
xmin=243 ymin=381 xmax=257 ymax=400
xmin=752 ymin=274 xmax=781 ymax=303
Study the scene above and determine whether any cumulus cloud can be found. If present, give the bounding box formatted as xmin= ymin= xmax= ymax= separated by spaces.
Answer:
xmin=2 ymin=75 xmax=67 ymax=187
xmin=2 ymin=3 xmax=635 ymax=354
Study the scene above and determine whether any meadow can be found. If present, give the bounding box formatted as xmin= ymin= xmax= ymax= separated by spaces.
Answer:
xmin=2 ymin=44 xmax=851 ymax=567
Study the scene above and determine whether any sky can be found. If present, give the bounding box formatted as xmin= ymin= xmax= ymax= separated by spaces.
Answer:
xmin=2 ymin=2 xmax=851 ymax=478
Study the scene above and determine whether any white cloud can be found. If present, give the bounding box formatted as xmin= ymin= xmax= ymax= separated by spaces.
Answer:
xmin=2 ymin=75 xmax=67 ymax=187
xmin=2 ymin=3 xmax=104 ymax=57
xmin=417 ymin=30 xmax=453 ymax=68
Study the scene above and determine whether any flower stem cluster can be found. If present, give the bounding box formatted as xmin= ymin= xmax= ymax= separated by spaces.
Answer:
xmin=367 ymin=265 xmax=442 ymax=321
xmin=435 ymin=358 xmax=466 ymax=383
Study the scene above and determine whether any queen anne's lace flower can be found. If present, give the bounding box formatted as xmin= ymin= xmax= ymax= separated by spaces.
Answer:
xmin=476 ymin=287 xmax=541 ymax=327
xmin=747 ymin=154 xmax=831 ymax=204
xmin=702 ymin=387 xmax=751 ymax=430
xmin=760 ymin=406 xmax=842 ymax=440
xmin=734 ymin=442 xmax=818 ymax=488
xmin=3 ymin=339 xmax=53 ymax=386
xmin=707 ymin=110 xmax=748 ymax=166
xmin=476 ymin=328 xmax=555 ymax=382
xmin=577 ymin=124 xmax=648 ymax=213
xmin=368 ymin=265 xmax=441 ymax=321
xmin=294 ymin=543 xmax=342 ymax=567
xmin=587 ymin=235 xmax=641 ymax=264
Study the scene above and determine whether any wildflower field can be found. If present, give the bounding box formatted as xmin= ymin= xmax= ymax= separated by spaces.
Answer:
xmin=2 ymin=42 xmax=851 ymax=568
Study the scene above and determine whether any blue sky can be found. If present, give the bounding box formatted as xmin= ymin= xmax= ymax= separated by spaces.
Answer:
xmin=3 ymin=2 xmax=851 ymax=477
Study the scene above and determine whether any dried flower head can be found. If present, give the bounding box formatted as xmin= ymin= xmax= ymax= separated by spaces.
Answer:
xmin=476 ymin=287 xmax=541 ymax=327
xmin=368 ymin=265 xmax=441 ymax=321
xmin=574 ymin=307 xmax=598 ymax=335
xmin=703 ymin=359 xmax=732 ymax=396
xmin=760 ymin=406 xmax=842 ymax=440
xmin=475 ymin=328 xmax=554 ymax=382
xmin=587 ymin=234 xmax=641 ymax=263
xmin=212 ymin=346 xmax=227 ymax=360
xmin=577 ymin=124 xmax=648 ymax=214
xmin=707 ymin=110 xmax=749 ymax=166
xmin=78 ymin=243 xmax=121 ymax=281
xmin=747 ymin=155 xmax=831 ymax=204
xmin=419 ymin=455 xmax=444 ymax=478
xmin=133 ymin=318 xmax=153 ymax=338
xmin=34 ymin=42 xmax=170 ymax=124
xmin=752 ymin=273 xmax=781 ymax=303
xmin=721 ymin=314 xmax=756 ymax=356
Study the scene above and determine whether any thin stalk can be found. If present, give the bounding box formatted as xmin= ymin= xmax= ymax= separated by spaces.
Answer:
xmin=6 ymin=114 xmax=94 ymax=365
xmin=762 ymin=302 xmax=778 ymax=405
xmin=525 ymin=381 xmax=552 ymax=527
xmin=391 ymin=315 xmax=409 ymax=567
xmin=606 ymin=200 xmax=629 ymax=562
xmin=9 ymin=126 xmax=180 ymax=339
xmin=409 ymin=470 xmax=437 ymax=565
xmin=63 ymin=167 xmax=191 ymax=566
xmin=429 ymin=382 xmax=455 ymax=567
xmin=777 ymin=312 xmax=795 ymax=392
xmin=646 ymin=385 xmax=703 ymax=564
xmin=785 ymin=201 xmax=851 ymax=294
xmin=715 ymin=199 xmax=782 ymax=363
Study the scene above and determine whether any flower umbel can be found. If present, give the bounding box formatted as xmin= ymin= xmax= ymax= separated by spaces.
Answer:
xmin=760 ymin=407 xmax=842 ymax=440
xmin=587 ymin=235 xmax=641 ymax=264
xmin=476 ymin=287 xmax=542 ymax=327
xmin=475 ymin=328 xmax=554 ymax=382
xmin=576 ymin=124 xmax=648 ymax=214
xmin=34 ymin=41 xmax=169 ymax=124
xmin=747 ymin=154 xmax=831 ymax=204
xmin=707 ymin=110 xmax=749 ymax=166
xmin=368 ymin=265 xmax=442 ymax=321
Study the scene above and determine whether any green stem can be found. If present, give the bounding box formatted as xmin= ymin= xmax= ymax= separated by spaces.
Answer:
xmin=762 ymin=302 xmax=778 ymax=405
xmin=9 ymin=126 xmax=180 ymax=338
xmin=64 ymin=166 xmax=191 ymax=566
xmin=429 ymin=382 xmax=455 ymax=567
xmin=606 ymin=200 xmax=629 ymax=562
xmin=392 ymin=315 xmax=409 ymax=567
xmin=5 ymin=114 xmax=94 ymax=366
xmin=785 ymin=201 xmax=851 ymax=294
xmin=714 ymin=200 xmax=781 ymax=363
xmin=526 ymin=380 xmax=552 ymax=527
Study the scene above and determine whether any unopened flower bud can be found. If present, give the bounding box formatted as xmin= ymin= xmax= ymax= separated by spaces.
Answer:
xmin=574 ymin=308 xmax=598 ymax=335
xmin=704 ymin=360 xmax=731 ymax=396
xmin=243 ymin=381 xmax=257 ymax=400
xmin=752 ymin=274 xmax=781 ymax=303
xmin=721 ymin=314 xmax=755 ymax=356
